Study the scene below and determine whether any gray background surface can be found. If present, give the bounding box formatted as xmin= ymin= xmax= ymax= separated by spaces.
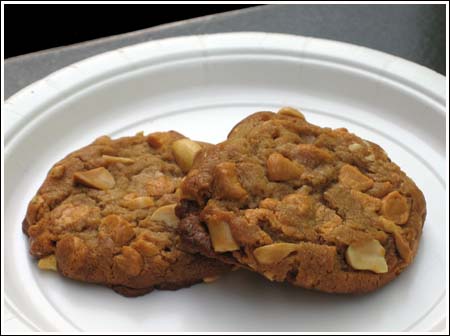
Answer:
xmin=5 ymin=4 xmax=446 ymax=99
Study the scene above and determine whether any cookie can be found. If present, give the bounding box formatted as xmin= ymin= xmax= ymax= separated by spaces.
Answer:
xmin=23 ymin=131 xmax=229 ymax=297
xmin=177 ymin=108 xmax=426 ymax=293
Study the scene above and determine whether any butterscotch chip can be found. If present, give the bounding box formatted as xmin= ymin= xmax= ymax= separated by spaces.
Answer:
xmin=381 ymin=191 xmax=410 ymax=224
xmin=99 ymin=215 xmax=135 ymax=246
xmin=393 ymin=230 xmax=412 ymax=263
xmin=178 ymin=111 xmax=426 ymax=294
xmin=73 ymin=167 xmax=115 ymax=190
xmin=114 ymin=246 xmax=143 ymax=277
xmin=213 ymin=162 xmax=247 ymax=201
xmin=266 ymin=153 xmax=304 ymax=181
xmin=23 ymin=132 xmax=229 ymax=297
xmin=339 ymin=164 xmax=374 ymax=191
xmin=295 ymin=144 xmax=333 ymax=166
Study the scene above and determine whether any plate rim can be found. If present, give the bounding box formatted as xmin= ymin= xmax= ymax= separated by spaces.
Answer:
xmin=4 ymin=32 xmax=446 ymax=142
xmin=4 ymin=32 xmax=447 ymax=332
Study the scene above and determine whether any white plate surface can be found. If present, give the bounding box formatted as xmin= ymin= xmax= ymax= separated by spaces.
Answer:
xmin=4 ymin=33 xmax=447 ymax=332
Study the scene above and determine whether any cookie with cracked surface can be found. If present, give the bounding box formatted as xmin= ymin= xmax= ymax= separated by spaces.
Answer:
xmin=24 ymin=131 xmax=230 ymax=297
xmin=177 ymin=108 xmax=426 ymax=293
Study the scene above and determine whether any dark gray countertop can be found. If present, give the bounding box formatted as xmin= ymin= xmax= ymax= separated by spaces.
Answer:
xmin=5 ymin=4 xmax=445 ymax=99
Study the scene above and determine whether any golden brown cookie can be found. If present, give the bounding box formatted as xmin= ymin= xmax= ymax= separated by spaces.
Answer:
xmin=23 ymin=131 xmax=229 ymax=297
xmin=177 ymin=108 xmax=426 ymax=293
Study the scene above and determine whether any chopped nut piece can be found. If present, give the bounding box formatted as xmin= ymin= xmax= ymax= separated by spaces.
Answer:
xmin=213 ymin=162 xmax=247 ymax=200
xmin=131 ymin=239 xmax=159 ymax=258
xmin=150 ymin=204 xmax=179 ymax=228
xmin=147 ymin=131 xmax=184 ymax=149
xmin=99 ymin=215 xmax=135 ymax=245
xmin=339 ymin=164 xmax=374 ymax=191
xmin=345 ymin=239 xmax=388 ymax=273
xmin=174 ymin=187 xmax=182 ymax=199
xmin=263 ymin=271 xmax=277 ymax=281
xmin=146 ymin=175 xmax=177 ymax=196
xmin=367 ymin=181 xmax=394 ymax=198
xmin=253 ymin=243 xmax=299 ymax=265
xmin=365 ymin=154 xmax=375 ymax=162
xmin=102 ymin=155 xmax=135 ymax=164
xmin=295 ymin=144 xmax=333 ymax=166
xmin=121 ymin=195 xmax=154 ymax=210
xmin=73 ymin=167 xmax=115 ymax=190
xmin=203 ymin=275 xmax=220 ymax=283
xmin=377 ymin=216 xmax=401 ymax=233
xmin=266 ymin=153 xmax=304 ymax=181
xmin=259 ymin=198 xmax=279 ymax=210
xmin=206 ymin=219 xmax=239 ymax=252
xmin=348 ymin=143 xmax=363 ymax=152
xmin=277 ymin=106 xmax=305 ymax=119
xmin=350 ymin=190 xmax=382 ymax=212
xmin=26 ymin=195 xmax=45 ymax=224
xmin=49 ymin=165 xmax=65 ymax=178
xmin=93 ymin=135 xmax=112 ymax=145
xmin=381 ymin=191 xmax=410 ymax=224
xmin=282 ymin=194 xmax=313 ymax=216
xmin=172 ymin=138 xmax=202 ymax=172
xmin=393 ymin=230 xmax=412 ymax=262
xmin=38 ymin=254 xmax=57 ymax=271
xmin=114 ymin=246 xmax=143 ymax=277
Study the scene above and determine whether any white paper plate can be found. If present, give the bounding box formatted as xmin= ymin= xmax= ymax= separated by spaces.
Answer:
xmin=4 ymin=33 xmax=446 ymax=332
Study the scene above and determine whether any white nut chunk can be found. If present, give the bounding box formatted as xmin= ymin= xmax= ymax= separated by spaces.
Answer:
xmin=253 ymin=243 xmax=299 ymax=265
xmin=102 ymin=155 xmax=135 ymax=164
xmin=122 ymin=195 xmax=154 ymax=210
xmin=345 ymin=239 xmax=388 ymax=273
xmin=171 ymin=138 xmax=202 ymax=172
xmin=266 ymin=153 xmax=303 ymax=181
xmin=203 ymin=275 xmax=220 ymax=283
xmin=73 ymin=167 xmax=115 ymax=190
xmin=150 ymin=204 xmax=179 ymax=228
xmin=207 ymin=220 xmax=239 ymax=252
xmin=49 ymin=165 xmax=65 ymax=178
xmin=348 ymin=143 xmax=363 ymax=152
xmin=38 ymin=255 xmax=57 ymax=271
xmin=278 ymin=106 xmax=305 ymax=119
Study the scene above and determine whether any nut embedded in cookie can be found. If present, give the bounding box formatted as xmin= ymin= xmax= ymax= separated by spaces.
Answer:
xmin=345 ymin=239 xmax=388 ymax=274
xmin=266 ymin=153 xmax=304 ymax=181
xmin=381 ymin=191 xmax=410 ymax=224
xmin=73 ymin=167 xmax=115 ymax=190
xmin=253 ymin=243 xmax=299 ymax=265
xmin=38 ymin=254 xmax=57 ymax=271
xmin=206 ymin=218 xmax=239 ymax=252
xmin=176 ymin=111 xmax=425 ymax=293
xmin=25 ymin=131 xmax=230 ymax=296
xmin=172 ymin=138 xmax=202 ymax=173
xmin=150 ymin=204 xmax=179 ymax=228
